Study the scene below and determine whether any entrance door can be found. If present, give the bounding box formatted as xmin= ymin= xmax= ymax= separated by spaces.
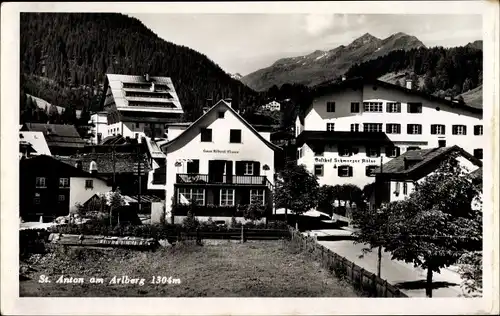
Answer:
xmin=209 ymin=160 xmax=233 ymax=183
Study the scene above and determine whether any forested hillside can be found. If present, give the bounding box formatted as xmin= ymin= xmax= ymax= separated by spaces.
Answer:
xmin=20 ymin=13 xmax=262 ymax=123
xmin=345 ymin=45 xmax=482 ymax=98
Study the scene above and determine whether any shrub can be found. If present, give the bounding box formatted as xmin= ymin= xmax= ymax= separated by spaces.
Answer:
xmin=243 ymin=203 xmax=266 ymax=222
xmin=182 ymin=204 xmax=200 ymax=231
xmin=19 ymin=229 xmax=51 ymax=258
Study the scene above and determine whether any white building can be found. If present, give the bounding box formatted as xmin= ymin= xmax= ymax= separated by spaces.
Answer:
xmin=295 ymin=77 xmax=483 ymax=189
xmin=89 ymin=111 xmax=109 ymax=144
xmin=369 ymin=145 xmax=482 ymax=209
xmin=101 ymin=74 xmax=184 ymax=142
xmin=261 ymin=100 xmax=281 ymax=112
xmin=19 ymin=131 xmax=51 ymax=158
xmin=159 ymin=100 xmax=282 ymax=224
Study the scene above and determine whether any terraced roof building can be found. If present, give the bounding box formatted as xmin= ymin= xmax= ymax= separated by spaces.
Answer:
xmin=101 ymin=74 xmax=184 ymax=142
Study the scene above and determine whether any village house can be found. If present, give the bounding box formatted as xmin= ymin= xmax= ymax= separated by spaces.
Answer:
xmin=101 ymin=73 xmax=184 ymax=142
xmin=295 ymin=77 xmax=483 ymax=188
xmin=369 ymin=145 xmax=482 ymax=209
xmin=20 ymin=123 xmax=87 ymax=156
xmin=261 ymin=100 xmax=281 ymax=112
xmin=19 ymin=155 xmax=112 ymax=222
xmin=159 ymin=99 xmax=282 ymax=224
xmin=88 ymin=111 xmax=108 ymax=144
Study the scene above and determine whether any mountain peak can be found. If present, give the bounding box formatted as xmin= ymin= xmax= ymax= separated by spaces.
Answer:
xmin=350 ymin=33 xmax=381 ymax=47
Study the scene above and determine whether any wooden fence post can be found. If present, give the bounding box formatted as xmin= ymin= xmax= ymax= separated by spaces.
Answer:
xmin=371 ymin=273 xmax=377 ymax=297
xmin=383 ymin=279 xmax=388 ymax=297
xmin=359 ymin=268 xmax=364 ymax=292
xmin=351 ymin=261 xmax=355 ymax=281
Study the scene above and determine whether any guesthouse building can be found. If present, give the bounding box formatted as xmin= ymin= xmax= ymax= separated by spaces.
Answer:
xmin=295 ymin=77 xmax=483 ymax=188
xmin=101 ymin=74 xmax=184 ymax=142
xmin=160 ymin=99 xmax=282 ymax=224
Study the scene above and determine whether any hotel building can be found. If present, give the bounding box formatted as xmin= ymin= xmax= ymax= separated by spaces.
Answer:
xmin=159 ymin=100 xmax=281 ymax=224
xmin=101 ymin=74 xmax=184 ymax=142
xmin=295 ymin=77 xmax=483 ymax=188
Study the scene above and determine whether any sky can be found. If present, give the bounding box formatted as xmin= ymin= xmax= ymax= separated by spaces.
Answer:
xmin=129 ymin=14 xmax=482 ymax=76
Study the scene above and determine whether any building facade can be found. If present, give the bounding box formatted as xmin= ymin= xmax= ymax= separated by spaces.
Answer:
xmin=370 ymin=145 xmax=482 ymax=209
xmin=261 ymin=100 xmax=281 ymax=112
xmin=89 ymin=111 xmax=109 ymax=144
xmin=19 ymin=155 xmax=111 ymax=221
xmin=296 ymin=78 xmax=483 ymax=188
xmin=101 ymin=74 xmax=185 ymax=142
xmin=160 ymin=100 xmax=281 ymax=224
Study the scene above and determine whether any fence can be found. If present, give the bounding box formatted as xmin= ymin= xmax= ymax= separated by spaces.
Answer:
xmin=289 ymin=227 xmax=407 ymax=298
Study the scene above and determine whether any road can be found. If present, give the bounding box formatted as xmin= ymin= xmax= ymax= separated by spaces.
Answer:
xmin=319 ymin=240 xmax=468 ymax=298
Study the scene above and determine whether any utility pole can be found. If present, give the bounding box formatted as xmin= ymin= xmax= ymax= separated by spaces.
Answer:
xmin=137 ymin=147 xmax=142 ymax=214
xmin=377 ymin=155 xmax=384 ymax=278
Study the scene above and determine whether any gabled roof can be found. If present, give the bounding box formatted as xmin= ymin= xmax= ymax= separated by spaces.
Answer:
xmin=55 ymin=152 xmax=151 ymax=175
xmin=103 ymin=74 xmax=183 ymax=113
xmin=311 ymin=77 xmax=482 ymax=114
xmin=373 ymin=145 xmax=482 ymax=180
xmin=297 ymin=131 xmax=393 ymax=147
xmin=20 ymin=155 xmax=109 ymax=182
xmin=19 ymin=131 xmax=51 ymax=155
xmin=21 ymin=123 xmax=86 ymax=149
xmin=160 ymin=100 xmax=282 ymax=152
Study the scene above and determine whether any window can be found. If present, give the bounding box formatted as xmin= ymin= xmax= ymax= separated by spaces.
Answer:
xmin=452 ymin=125 xmax=467 ymax=135
xmin=350 ymin=102 xmax=360 ymax=113
xmin=386 ymin=102 xmax=401 ymax=113
xmin=218 ymin=111 xmax=225 ymax=118
xmin=35 ymin=177 xmax=46 ymax=188
xmin=220 ymin=189 xmax=235 ymax=206
xmin=338 ymin=165 xmax=353 ymax=177
xmin=438 ymin=140 xmax=447 ymax=148
xmin=350 ymin=124 xmax=360 ymax=132
xmin=135 ymin=133 xmax=139 ymax=139
xmin=403 ymin=182 xmax=408 ymax=195
xmin=33 ymin=196 xmax=40 ymax=205
xmin=474 ymin=125 xmax=483 ymax=135
xmin=250 ymin=189 xmax=265 ymax=206
xmin=366 ymin=165 xmax=378 ymax=177
xmin=386 ymin=124 xmax=401 ymax=134
xmin=201 ymin=128 xmax=212 ymax=142
xmin=85 ymin=180 xmax=93 ymax=189
xmin=339 ymin=146 xmax=352 ymax=157
xmin=230 ymin=129 xmax=242 ymax=143
xmin=313 ymin=145 xmax=325 ymax=156
xmin=363 ymin=102 xmax=383 ymax=112
xmin=474 ymin=149 xmax=483 ymax=159
xmin=178 ymin=188 xmax=205 ymax=205
xmin=186 ymin=160 xmax=200 ymax=174
xmin=363 ymin=123 xmax=383 ymax=132
xmin=385 ymin=146 xmax=401 ymax=158
xmin=314 ymin=164 xmax=324 ymax=176
xmin=407 ymin=102 xmax=423 ymax=113
xmin=135 ymin=122 xmax=140 ymax=128
xmin=326 ymin=102 xmax=335 ymax=112
xmin=366 ymin=147 xmax=380 ymax=157
xmin=244 ymin=162 xmax=254 ymax=175
xmin=59 ymin=178 xmax=69 ymax=188
xmin=407 ymin=124 xmax=422 ymax=135
xmin=58 ymin=195 xmax=65 ymax=202
xmin=431 ymin=124 xmax=446 ymax=135
xmin=326 ymin=123 xmax=335 ymax=131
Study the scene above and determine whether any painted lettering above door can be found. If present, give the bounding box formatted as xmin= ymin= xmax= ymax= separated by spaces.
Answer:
xmin=314 ymin=157 xmax=377 ymax=164
xmin=203 ymin=149 xmax=240 ymax=154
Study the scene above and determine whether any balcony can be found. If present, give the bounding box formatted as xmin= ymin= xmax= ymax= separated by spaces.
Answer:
xmin=176 ymin=173 xmax=272 ymax=189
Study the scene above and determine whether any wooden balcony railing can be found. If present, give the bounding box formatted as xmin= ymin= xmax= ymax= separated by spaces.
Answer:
xmin=176 ymin=173 xmax=269 ymax=186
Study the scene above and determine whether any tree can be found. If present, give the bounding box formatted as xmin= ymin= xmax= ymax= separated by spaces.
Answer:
xmin=458 ymin=251 xmax=482 ymax=297
xmin=380 ymin=154 xmax=482 ymax=297
xmin=243 ymin=203 xmax=266 ymax=222
xmin=317 ymin=185 xmax=336 ymax=216
xmin=274 ymin=162 xmax=319 ymax=218
xmin=462 ymin=78 xmax=473 ymax=93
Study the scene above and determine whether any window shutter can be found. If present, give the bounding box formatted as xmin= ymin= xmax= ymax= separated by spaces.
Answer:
xmin=441 ymin=125 xmax=446 ymax=134
xmin=253 ymin=162 xmax=261 ymax=175
xmin=386 ymin=125 xmax=391 ymax=133
xmin=431 ymin=125 xmax=435 ymax=134
xmin=348 ymin=166 xmax=353 ymax=177
xmin=235 ymin=162 xmax=245 ymax=175
xmin=337 ymin=167 xmax=342 ymax=177
xmin=407 ymin=125 xmax=412 ymax=134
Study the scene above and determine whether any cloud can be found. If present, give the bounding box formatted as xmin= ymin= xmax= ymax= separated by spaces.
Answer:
xmin=304 ymin=14 xmax=336 ymax=36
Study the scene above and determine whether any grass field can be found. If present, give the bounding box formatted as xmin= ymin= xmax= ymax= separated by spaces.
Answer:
xmin=19 ymin=240 xmax=360 ymax=297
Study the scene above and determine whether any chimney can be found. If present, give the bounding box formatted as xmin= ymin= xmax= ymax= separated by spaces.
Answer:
xmin=89 ymin=160 xmax=98 ymax=174
xmin=145 ymin=74 xmax=150 ymax=82
xmin=405 ymin=79 xmax=412 ymax=90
